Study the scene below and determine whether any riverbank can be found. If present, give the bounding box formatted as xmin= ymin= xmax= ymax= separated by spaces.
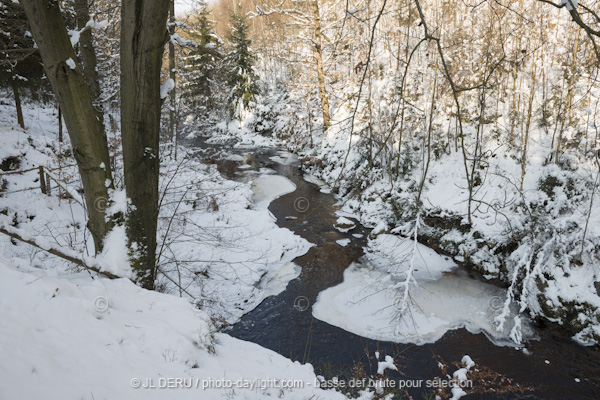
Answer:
xmin=283 ymin=123 xmax=600 ymax=347
xmin=217 ymin=141 xmax=600 ymax=399
xmin=210 ymin=116 xmax=600 ymax=347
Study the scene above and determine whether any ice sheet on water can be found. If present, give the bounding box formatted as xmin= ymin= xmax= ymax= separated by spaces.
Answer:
xmin=269 ymin=151 xmax=297 ymax=165
xmin=251 ymin=175 xmax=296 ymax=209
xmin=313 ymin=236 xmax=536 ymax=346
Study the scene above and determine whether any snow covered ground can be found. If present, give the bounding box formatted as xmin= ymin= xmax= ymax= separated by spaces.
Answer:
xmin=0 ymin=258 xmax=364 ymax=400
xmin=203 ymin=119 xmax=282 ymax=148
xmin=0 ymin=101 xmax=374 ymax=400
xmin=0 ymin=101 xmax=312 ymax=325
xmin=156 ymin=157 xmax=312 ymax=323
xmin=0 ymin=250 xmax=473 ymax=399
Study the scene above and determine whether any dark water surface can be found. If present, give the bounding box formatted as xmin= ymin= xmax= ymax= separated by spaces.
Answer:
xmin=193 ymin=141 xmax=600 ymax=399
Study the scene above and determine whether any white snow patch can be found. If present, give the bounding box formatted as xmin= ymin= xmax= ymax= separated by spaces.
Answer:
xmin=376 ymin=355 xmax=397 ymax=375
xmin=303 ymin=173 xmax=331 ymax=193
xmin=96 ymin=225 xmax=132 ymax=277
xmin=68 ymin=30 xmax=80 ymax=47
xmin=270 ymin=152 xmax=297 ymax=165
xmin=367 ymin=234 xmax=455 ymax=281
xmin=251 ymin=175 xmax=296 ymax=209
xmin=334 ymin=216 xmax=355 ymax=232
xmin=160 ymin=78 xmax=175 ymax=99
xmin=106 ymin=189 xmax=128 ymax=217
xmin=336 ymin=238 xmax=351 ymax=247
xmin=461 ymin=355 xmax=475 ymax=369
xmin=451 ymin=386 xmax=467 ymax=400
xmin=65 ymin=58 xmax=76 ymax=70
xmin=257 ymin=262 xmax=301 ymax=298
xmin=225 ymin=153 xmax=246 ymax=161
xmin=170 ymin=33 xmax=195 ymax=46
xmin=86 ymin=19 xmax=109 ymax=29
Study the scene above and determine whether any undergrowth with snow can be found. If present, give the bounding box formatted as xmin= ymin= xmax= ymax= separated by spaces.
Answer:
xmin=292 ymin=61 xmax=600 ymax=345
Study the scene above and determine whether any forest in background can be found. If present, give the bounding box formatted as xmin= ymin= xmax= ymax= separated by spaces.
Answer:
xmin=192 ymin=0 xmax=600 ymax=345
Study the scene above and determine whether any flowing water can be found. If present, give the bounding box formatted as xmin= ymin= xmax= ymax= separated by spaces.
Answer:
xmin=192 ymin=140 xmax=600 ymax=399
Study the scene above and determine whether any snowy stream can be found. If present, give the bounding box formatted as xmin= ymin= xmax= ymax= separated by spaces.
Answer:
xmin=195 ymin=142 xmax=600 ymax=399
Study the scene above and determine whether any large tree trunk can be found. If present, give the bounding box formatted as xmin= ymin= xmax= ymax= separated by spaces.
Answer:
xmin=311 ymin=0 xmax=330 ymax=130
xmin=120 ymin=0 xmax=169 ymax=290
xmin=74 ymin=0 xmax=104 ymax=127
xmin=20 ymin=0 xmax=114 ymax=253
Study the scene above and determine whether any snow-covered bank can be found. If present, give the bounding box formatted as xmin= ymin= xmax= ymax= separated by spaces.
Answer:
xmin=156 ymin=158 xmax=312 ymax=323
xmin=0 ymin=103 xmax=369 ymax=400
xmin=313 ymin=234 xmax=535 ymax=345
xmin=294 ymin=72 xmax=600 ymax=345
xmin=0 ymin=253 xmax=475 ymax=400
xmin=0 ymin=102 xmax=312 ymax=326
xmin=0 ymin=259 xmax=364 ymax=400
xmin=198 ymin=119 xmax=543 ymax=347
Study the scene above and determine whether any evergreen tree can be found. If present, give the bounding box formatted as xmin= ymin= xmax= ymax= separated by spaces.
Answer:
xmin=181 ymin=3 xmax=221 ymax=113
xmin=224 ymin=11 xmax=258 ymax=116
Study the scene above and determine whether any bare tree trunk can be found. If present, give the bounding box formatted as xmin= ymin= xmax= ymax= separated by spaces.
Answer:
xmin=417 ymin=72 xmax=437 ymax=204
xmin=74 ymin=0 xmax=104 ymax=127
xmin=21 ymin=0 xmax=114 ymax=253
xmin=556 ymin=27 xmax=581 ymax=164
xmin=311 ymin=0 xmax=330 ymax=130
xmin=509 ymin=53 xmax=518 ymax=145
xmin=395 ymin=17 xmax=413 ymax=177
xmin=120 ymin=0 xmax=170 ymax=290
xmin=11 ymin=81 xmax=24 ymax=129
xmin=520 ymin=61 xmax=537 ymax=193
xmin=168 ymin=0 xmax=177 ymax=158
xmin=368 ymin=66 xmax=373 ymax=168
